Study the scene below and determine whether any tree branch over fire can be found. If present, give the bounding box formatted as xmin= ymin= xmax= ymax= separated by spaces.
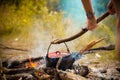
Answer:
xmin=51 ymin=11 xmax=110 ymax=44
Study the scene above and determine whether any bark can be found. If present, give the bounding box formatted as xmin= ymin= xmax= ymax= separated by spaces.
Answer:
xmin=3 ymin=67 xmax=36 ymax=75
xmin=87 ymin=44 xmax=115 ymax=51
xmin=2 ymin=56 xmax=44 ymax=68
xmin=5 ymin=73 xmax=35 ymax=80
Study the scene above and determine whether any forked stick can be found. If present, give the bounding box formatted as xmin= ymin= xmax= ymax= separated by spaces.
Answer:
xmin=80 ymin=38 xmax=104 ymax=53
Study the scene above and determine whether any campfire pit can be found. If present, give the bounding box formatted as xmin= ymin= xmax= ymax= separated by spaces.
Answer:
xmin=1 ymin=43 xmax=120 ymax=80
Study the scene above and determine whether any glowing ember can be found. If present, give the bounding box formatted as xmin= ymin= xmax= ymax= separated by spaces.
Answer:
xmin=25 ymin=56 xmax=38 ymax=68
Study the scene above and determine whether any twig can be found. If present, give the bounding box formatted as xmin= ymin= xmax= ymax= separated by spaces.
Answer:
xmin=83 ymin=44 xmax=115 ymax=54
xmin=87 ymin=44 xmax=115 ymax=51
xmin=80 ymin=38 xmax=104 ymax=53
xmin=51 ymin=11 xmax=110 ymax=44
xmin=5 ymin=73 xmax=33 ymax=80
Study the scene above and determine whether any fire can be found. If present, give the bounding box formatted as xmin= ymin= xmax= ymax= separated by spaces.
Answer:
xmin=25 ymin=56 xmax=38 ymax=68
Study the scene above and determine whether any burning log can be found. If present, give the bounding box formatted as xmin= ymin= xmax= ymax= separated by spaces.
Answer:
xmin=0 ymin=41 xmax=115 ymax=80
xmin=3 ymin=67 xmax=36 ymax=75
xmin=1 ymin=66 xmax=88 ymax=80
xmin=1 ymin=60 xmax=119 ymax=80
xmin=2 ymin=56 xmax=44 ymax=68
xmin=2 ymin=44 xmax=114 ymax=71
xmin=5 ymin=73 xmax=38 ymax=80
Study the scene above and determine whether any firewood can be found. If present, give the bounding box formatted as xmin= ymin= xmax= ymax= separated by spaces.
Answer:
xmin=2 ymin=57 xmax=44 ymax=68
xmin=42 ymin=67 xmax=87 ymax=80
xmin=5 ymin=73 xmax=36 ymax=80
xmin=3 ymin=67 xmax=36 ymax=75
xmin=82 ymin=44 xmax=115 ymax=55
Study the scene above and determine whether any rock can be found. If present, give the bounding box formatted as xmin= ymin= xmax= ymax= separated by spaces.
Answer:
xmin=106 ymin=68 xmax=120 ymax=79
xmin=107 ymin=68 xmax=120 ymax=75
xmin=98 ymin=68 xmax=107 ymax=73
xmin=58 ymin=70 xmax=87 ymax=80
xmin=72 ymin=65 xmax=89 ymax=76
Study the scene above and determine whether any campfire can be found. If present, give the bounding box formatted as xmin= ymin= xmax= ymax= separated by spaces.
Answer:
xmin=0 ymin=1 xmax=120 ymax=79
xmin=25 ymin=56 xmax=39 ymax=69
xmin=1 ymin=56 xmax=45 ymax=80
xmin=1 ymin=56 xmax=90 ymax=80
xmin=1 ymin=38 xmax=119 ymax=80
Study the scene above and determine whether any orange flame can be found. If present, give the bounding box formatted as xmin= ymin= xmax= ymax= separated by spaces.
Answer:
xmin=25 ymin=56 xmax=37 ymax=68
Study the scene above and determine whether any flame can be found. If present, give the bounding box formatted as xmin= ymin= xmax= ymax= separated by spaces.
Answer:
xmin=18 ymin=77 xmax=22 ymax=80
xmin=25 ymin=56 xmax=38 ymax=68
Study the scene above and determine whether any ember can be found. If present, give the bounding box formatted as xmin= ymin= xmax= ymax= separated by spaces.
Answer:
xmin=25 ymin=56 xmax=38 ymax=68
xmin=1 ymin=0 xmax=120 ymax=80
xmin=1 ymin=44 xmax=119 ymax=80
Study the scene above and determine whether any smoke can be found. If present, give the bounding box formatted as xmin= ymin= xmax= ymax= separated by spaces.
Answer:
xmin=29 ymin=19 xmax=52 ymax=57
xmin=29 ymin=0 xmax=115 ymax=58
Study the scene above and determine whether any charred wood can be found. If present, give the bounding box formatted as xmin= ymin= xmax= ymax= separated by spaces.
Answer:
xmin=5 ymin=73 xmax=37 ymax=80
xmin=2 ymin=57 xmax=44 ymax=68
xmin=3 ymin=67 xmax=36 ymax=75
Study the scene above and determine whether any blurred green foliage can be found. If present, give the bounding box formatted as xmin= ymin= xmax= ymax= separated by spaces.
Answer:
xmin=0 ymin=0 xmax=118 ymax=61
xmin=0 ymin=0 xmax=65 ymax=40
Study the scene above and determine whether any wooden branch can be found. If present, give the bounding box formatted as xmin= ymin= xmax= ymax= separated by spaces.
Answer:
xmin=51 ymin=11 xmax=110 ymax=44
xmin=87 ymin=44 xmax=115 ymax=51
xmin=80 ymin=38 xmax=104 ymax=53
xmin=83 ymin=44 xmax=115 ymax=54
xmin=3 ymin=67 xmax=36 ymax=75
xmin=43 ymin=67 xmax=87 ymax=80
xmin=5 ymin=73 xmax=34 ymax=80
xmin=2 ymin=57 xmax=44 ymax=68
